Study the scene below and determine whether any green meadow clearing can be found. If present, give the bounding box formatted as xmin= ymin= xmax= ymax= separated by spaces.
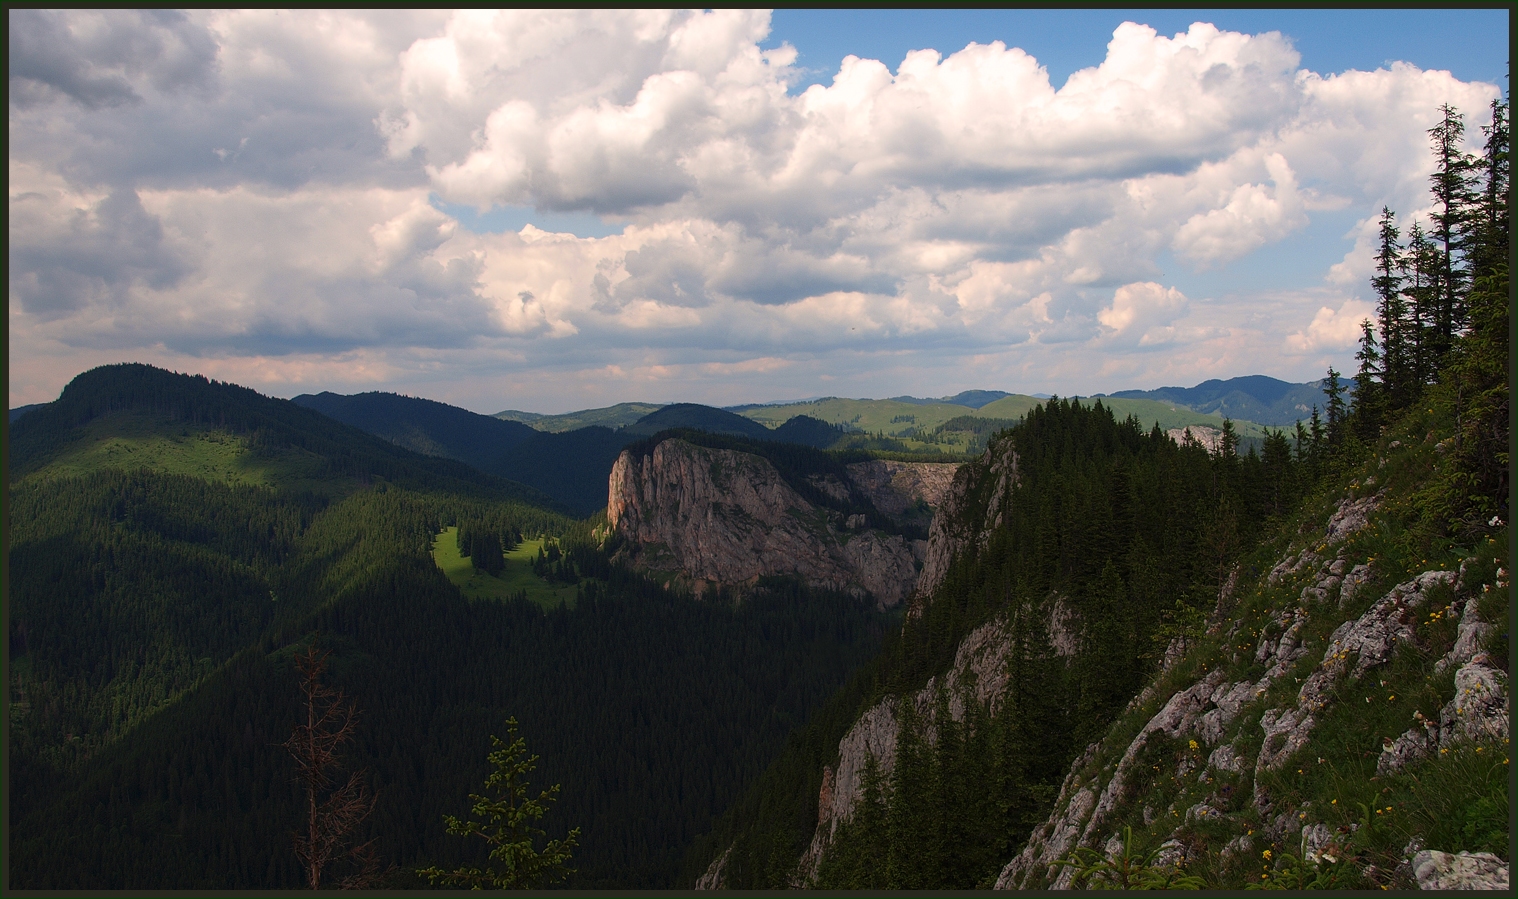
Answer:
xmin=431 ymin=526 xmax=578 ymax=609
xmin=14 ymin=410 xmax=339 ymax=490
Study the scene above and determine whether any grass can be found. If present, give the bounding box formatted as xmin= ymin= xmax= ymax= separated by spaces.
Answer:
xmin=735 ymin=397 xmax=978 ymax=439
xmin=17 ymin=410 xmax=337 ymax=491
xmin=431 ymin=527 xmax=578 ymax=610
xmin=1032 ymin=397 xmax=1513 ymax=890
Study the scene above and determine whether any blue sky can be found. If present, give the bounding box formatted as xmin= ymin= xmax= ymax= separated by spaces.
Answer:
xmin=440 ymin=9 xmax=1511 ymax=242
xmin=766 ymin=9 xmax=1510 ymax=93
xmin=8 ymin=9 xmax=1509 ymax=413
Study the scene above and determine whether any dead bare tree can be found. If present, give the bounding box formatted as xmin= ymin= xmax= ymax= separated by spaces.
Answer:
xmin=284 ymin=642 xmax=383 ymax=889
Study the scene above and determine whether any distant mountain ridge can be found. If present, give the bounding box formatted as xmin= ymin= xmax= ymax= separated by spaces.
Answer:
xmin=293 ymin=391 xmax=538 ymax=472
xmin=495 ymin=402 xmax=663 ymax=432
xmin=887 ymin=389 xmax=1011 ymax=409
xmin=1098 ymin=375 xmax=1330 ymax=427
xmin=286 ymin=397 xmax=862 ymax=516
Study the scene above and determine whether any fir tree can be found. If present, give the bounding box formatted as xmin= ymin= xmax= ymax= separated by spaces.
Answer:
xmin=1426 ymin=104 xmax=1478 ymax=360
xmin=1371 ymin=207 xmax=1412 ymax=408
xmin=1323 ymin=368 xmax=1348 ymax=448
xmin=1352 ymin=319 xmax=1382 ymax=441
xmin=419 ymin=718 xmax=579 ymax=889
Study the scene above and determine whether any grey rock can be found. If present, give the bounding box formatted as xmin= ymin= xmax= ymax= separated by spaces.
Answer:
xmin=1436 ymin=597 xmax=1493 ymax=675
xmin=1439 ymin=655 xmax=1508 ymax=746
xmin=1207 ymin=742 xmax=1244 ymax=774
xmin=695 ymin=846 xmax=731 ymax=890
xmin=1412 ymin=850 xmax=1510 ymax=890
xmin=916 ymin=445 xmax=1019 ymax=602
xmin=802 ymin=616 xmax=1015 ymax=884
xmin=1338 ymin=562 xmax=1373 ymax=609
xmin=1324 ymin=493 xmax=1382 ymax=541
xmin=608 ymin=439 xmax=920 ymax=606
xmin=844 ymin=459 xmax=960 ymax=520
xmin=1377 ymin=723 xmax=1437 ymax=776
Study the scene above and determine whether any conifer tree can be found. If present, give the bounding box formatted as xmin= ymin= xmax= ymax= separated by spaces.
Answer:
xmin=419 ymin=718 xmax=578 ymax=889
xmin=1371 ymin=207 xmax=1412 ymax=407
xmin=1323 ymin=368 xmax=1348 ymax=448
xmin=1352 ymin=319 xmax=1382 ymax=440
xmin=1426 ymin=104 xmax=1478 ymax=360
xmin=1401 ymin=221 xmax=1439 ymax=385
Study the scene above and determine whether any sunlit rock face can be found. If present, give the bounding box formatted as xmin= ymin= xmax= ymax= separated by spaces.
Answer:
xmin=608 ymin=438 xmax=959 ymax=606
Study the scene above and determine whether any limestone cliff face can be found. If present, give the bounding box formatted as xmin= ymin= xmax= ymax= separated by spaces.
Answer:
xmin=915 ymin=438 xmax=1020 ymax=603
xmin=845 ymin=459 xmax=960 ymax=526
xmin=794 ymin=616 xmax=1016 ymax=885
xmin=607 ymin=438 xmax=942 ymax=606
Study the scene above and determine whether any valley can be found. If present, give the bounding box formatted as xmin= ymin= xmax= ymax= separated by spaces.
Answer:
xmin=6 ymin=348 xmax=1506 ymax=890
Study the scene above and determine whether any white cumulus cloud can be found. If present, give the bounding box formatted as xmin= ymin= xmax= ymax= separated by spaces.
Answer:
xmin=6 ymin=9 xmax=1505 ymax=410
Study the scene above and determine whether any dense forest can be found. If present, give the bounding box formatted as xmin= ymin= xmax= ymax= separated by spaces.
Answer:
xmin=7 ymin=365 xmax=894 ymax=889
xmin=681 ymin=98 xmax=1510 ymax=889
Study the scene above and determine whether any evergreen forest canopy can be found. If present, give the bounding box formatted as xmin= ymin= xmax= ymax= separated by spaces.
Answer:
xmin=6 ymin=363 xmax=893 ymax=888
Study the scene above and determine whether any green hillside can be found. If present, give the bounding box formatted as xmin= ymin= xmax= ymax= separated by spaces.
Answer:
xmin=496 ymin=402 xmax=663 ymax=432
xmin=735 ymin=397 xmax=973 ymax=435
xmin=8 ymin=363 xmax=894 ymax=890
xmin=432 ymin=527 xmax=579 ymax=609
xmin=732 ymin=393 xmax=1272 ymax=454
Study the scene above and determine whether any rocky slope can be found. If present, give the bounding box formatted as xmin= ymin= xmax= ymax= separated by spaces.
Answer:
xmin=695 ymin=405 xmax=1510 ymax=891
xmin=606 ymin=438 xmax=958 ymax=607
xmin=995 ymin=481 xmax=1511 ymax=890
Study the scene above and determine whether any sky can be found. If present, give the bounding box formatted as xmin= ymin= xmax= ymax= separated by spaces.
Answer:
xmin=7 ymin=9 xmax=1509 ymax=414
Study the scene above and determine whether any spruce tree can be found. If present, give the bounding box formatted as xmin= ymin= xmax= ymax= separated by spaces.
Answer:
xmin=1426 ymin=104 xmax=1478 ymax=360
xmin=419 ymin=718 xmax=578 ymax=889
xmin=1352 ymin=319 xmax=1382 ymax=441
xmin=1323 ymin=367 xmax=1348 ymax=448
xmin=1401 ymin=222 xmax=1439 ymax=385
xmin=1371 ymin=207 xmax=1411 ymax=409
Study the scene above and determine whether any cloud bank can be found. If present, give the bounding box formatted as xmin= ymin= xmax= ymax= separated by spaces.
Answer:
xmin=7 ymin=10 xmax=1501 ymax=410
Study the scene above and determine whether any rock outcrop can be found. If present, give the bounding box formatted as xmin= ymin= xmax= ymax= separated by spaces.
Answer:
xmin=796 ymin=615 xmax=1017 ymax=885
xmin=915 ymin=444 xmax=1020 ymax=601
xmin=845 ymin=459 xmax=960 ymax=526
xmin=1411 ymin=850 xmax=1510 ymax=891
xmin=996 ymin=486 xmax=1509 ymax=891
xmin=608 ymin=438 xmax=936 ymax=606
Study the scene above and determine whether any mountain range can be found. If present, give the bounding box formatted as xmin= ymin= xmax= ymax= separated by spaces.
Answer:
xmin=9 ymin=362 xmax=1496 ymax=892
xmin=1097 ymin=375 xmax=1336 ymax=427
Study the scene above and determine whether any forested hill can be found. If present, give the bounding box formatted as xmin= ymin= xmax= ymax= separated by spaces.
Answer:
xmin=9 ymin=363 xmax=557 ymax=508
xmin=685 ymin=98 xmax=1512 ymax=892
xmin=8 ymin=363 xmax=896 ymax=890
xmin=1100 ymin=375 xmax=1330 ymax=427
xmin=291 ymin=390 xmax=538 ymax=472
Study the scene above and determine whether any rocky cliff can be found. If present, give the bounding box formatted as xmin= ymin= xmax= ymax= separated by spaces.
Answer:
xmin=607 ymin=438 xmax=959 ymax=607
xmin=693 ymin=399 xmax=1510 ymax=892
xmin=996 ymin=482 xmax=1511 ymax=890
xmin=794 ymin=616 xmax=1018 ymax=885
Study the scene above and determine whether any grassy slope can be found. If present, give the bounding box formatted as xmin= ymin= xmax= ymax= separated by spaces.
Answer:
xmin=431 ymin=527 xmax=578 ymax=609
xmin=498 ymin=402 xmax=664 ymax=432
xmin=736 ymin=397 xmax=973 ymax=435
xmin=12 ymin=410 xmax=339 ymax=492
xmin=976 ymin=394 xmax=1273 ymax=440
xmin=1029 ymin=402 xmax=1510 ymax=889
